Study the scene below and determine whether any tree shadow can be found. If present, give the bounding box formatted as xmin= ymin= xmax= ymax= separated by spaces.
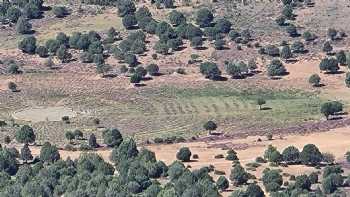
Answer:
xmin=194 ymin=46 xmax=208 ymax=51
xmin=134 ymin=83 xmax=146 ymax=87
xmin=142 ymin=76 xmax=153 ymax=81
xmin=325 ymin=71 xmax=345 ymax=75
xmin=260 ymin=107 xmax=272 ymax=111
xmin=213 ymin=76 xmax=228 ymax=81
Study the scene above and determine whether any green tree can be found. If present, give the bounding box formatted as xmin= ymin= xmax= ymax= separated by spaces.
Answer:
xmin=169 ymin=10 xmax=186 ymax=26
xmin=214 ymin=18 xmax=232 ymax=34
xmin=146 ymin=64 xmax=159 ymax=76
xmin=6 ymin=6 xmax=22 ymax=23
xmin=262 ymin=169 xmax=283 ymax=192
xmin=122 ymin=14 xmax=137 ymax=29
xmin=20 ymin=144 xmax=33 ymax=163
xmin=214 ymin=39 xmax=225 ymax=50
xmin=117 ymin=0 xmax=136 ymax=17
xmin=88 ymin=133 xmax=98 ymax=148
xmin=39 ymin=142 xmax=60 ymax=163
xmin=275 ymin=15 xmax=286 ymax=26
xmin=245 ymin=183 xmax=264 ymax=197
xmin=336 ymin=50 xmax=346 ymax=65
xmin=230 ymin=164 xmax=249 ymax=185
xmin=295 ymin=174 xmax=311 ymax=190
xmin=110 ymin=138 xmax=138 ymax=163
xmin=291 ymin=41 xmax=305 ymax=53
xmin=8 ymin=82 xmax=17 ymax=92
xmin=203 ymin=120 xmax=217 ymax=134
xmin=303 ymin=31 xmax=316 ymax=41
xmin=15 ymin=125 xmax=36 ymax=144
xmin=256 ymin=98 xmax=266 ymax=110
xmin=282 ymin=146 xmax=300 ymax=164
xmin=124 ymin=53 xmax=138 ymax=67
xmin=56 ymin=32 xmax=69 ymax=46
xmin=65 ymin=131 xmax=74 ymax=143
xmin=267 ymin=59 xmax=286 ymax=77
xmin=18 ymin=36 xmax=36 ymax=54
xmin=23 ymin=3 xmax=41 ymax=19
xmin=346 ymin=72 xmax=350 ymax=87
xmin=190 ymin=36 xmax=203 ymax=49
xmin=199 ymin=62 xmax=221 ymax=80
xmin=103 ymin=128 xmax=123 ymax=147
xmin=56 ymin=45 xmax=72 ymax=63
xmin=300 ymin=144 xmax=323 ymax=165
xmin=286 ymin=24 xmax=298 ymax=37
xmin=16 ymin=17 xmax=32 ymax=34
xmin=320 ymin=101 xmax=343 ymax=120
xmin=319 ymin=57 xmax=339 ymax=73
xmin=280 ymin=45 xmax=292 ymax=59
xmin=308 ymin=74 xmax=321 ymax=87
xmin=216 ymin=176 xmax=229 ymax=191
xmin=45 ymin=39 xmax=60 ymax=53
xmin=195 ymin=8 xmax=213 ymax=27
xmin=154 ymin=41 xmax=169 ymax=55
xmin=323 ymin=41 xmax=333 ymax=54
xmin=35 ymin=46 xmax=48 ymax=57
xmin=130 ymin=73 xmax=142 ymax=85
xmin=327 ymin=28 xmax=337 ymax=40
xmin=52 ymin=6 xmax=68 ymax=18
xmin=176 ymin=147 xmax=191 ymax=162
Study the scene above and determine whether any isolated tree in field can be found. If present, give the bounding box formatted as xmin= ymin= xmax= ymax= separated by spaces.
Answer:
xmin=16 ymin=125 xmax=36 ymax=144
xmin=56 ymin=45 xmax=72 ymax=63
xmin=117 ymin=0 xmax=136 ymax=16
xmin=169 ymin=10 xmax=186 ymax=26
xmin=267 ymin=59 xmax=287 ymax=78
xmin=216 ymin=176 xmax=229 ymax=191
xmin=291 ymin=41 xmax=305 ymax=53
xmin=65 ymin=131 xmax=74 ymax=143
xmin=327 ymin=28 xmax=337 ymax=40
xmin=130 ymin=74 xmax=142 ymax=85
xmin=146 ymin=64 xmax=159 ymax=76
xmin=16 ymin=17 xmax=32 ymax=34
xmin=320 ymin=101 xmax=343 ymax=120
xmin=214 ymin=18 xmax=232 ymax=34
xmin=230 ymin=164 xmax=249 ymax=185
xmin=73 ymin=129 xmax=83 ymax=140
xmin=195 ymin=8 xmax=213 ymax=27
xmin=303 ymin=31 xmax=316 ymax=41
xmin=6 ymin=6 xmax=22 ymax=23
xmin=199 ymin=62 xmax=221 ymax=80
xmin=280 ymin=45 xmax=292 ymax=59
xmin=336 ymin=50 xmax=346 ymax=65
xmin=89 ymin=134 xmax=98 ymax=148
xmin=308 ymin=74 xmax=321 ymax=87
xmin=18 ymin=36 xmax=36 ymax=54
xmin=176 ymin=147 xmax=191 ymax=162
xmin=40 ymin=142 xmax=60 ymax=163
xmin=319 ymin=57 xmax=339 ymax=74
xmin=20 ymin=144 xmax=33 ymax=163
xmin=135 ymin=66 xmax=147 ymax=78
xmin=282 ymin=146 xmax=300 ymax=164
xmin=8 ymin=82 xmax=17 ymax=92
xmin=53 ymin=6 xmax=68 ymax=18
xmin=300 ymin=144 xmax=323 ymax=165
xmin=226 ymin=149 xmax=238 ymax=161
xmin=122 ymin=14 xmax=137 ymax=29
xmin=203 ymin=120 xmax=217 ymax=135
xmin=265 ymin=45 xmax=280 ymax=56
xmin=256 ymin=98 xmax=266 ymax=110
xmin=286 ymin=24 xmax=298 ymax=37
xmin=323 ymin=41 xmax=333 ymax=54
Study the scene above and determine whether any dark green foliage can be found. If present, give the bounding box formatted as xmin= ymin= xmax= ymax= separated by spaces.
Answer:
xmin=256 ymin=98 xmax=266 ymax=110
xmin=345 ymin=72 xmax=350 ymax=87
xmin=190 ymin=36 xmax=203 ymax=48
xmin=6 ymin=6 xmax=22 ymax=23
xmin=135 ymin=6 xmax=152 ymax=23
xmin=65 ymin=131 xmax=74 ymax=142
xmin=216 ymin=176 xmax=229 ymax=191
xmin=52 ymin=6 xmax=68 ymax=18
xmin=282 ymin=146 xmax=300 ymax=164
xmin=102 ymin=128 xmax=123 ymax=147
xmin=15 ymin=125 xmax=35 ymax=144
xmin=124 ymin=53 xmax=138 ymax=67
xmin=167 ymin=38 xmax=183 ymax=51
xmin=303 ymin=31 xmax=316 ymax=41
xmin=322 ymin=173 xmax=343 ymax=194
xmin=73 ymin=129 xmax=83 ymax=140
xmin=294 ymin=175 xmax=311 ymax=190
xmin=56 ymin=45 xmax=72 ymax=63
xmin=56 ymin=32 xmax=69 ymax=46
xmin=265 ymin=45 xmax=280 ymax=56
xmin=130 ymin=74 xmax=142 ymax=84
xmin=35 ymin=46 xmax=48 ymax=57
xmin=80 ymin=52 xmax=94 ymax=63
xmin=23 ymin=3 xmax=41 ymax=19
xmin=245 ymin=183 xmax=264 ymax=197
xmin=88 ymin=134 xmax=98 ymax=148
xmin=229 ymin=30 xmax=240 ymax=40
xmin=16 ymin=17 xmax=32 ymax=34
xmin=282 ymin=5 xmax=293 ymax=19
xmin=146 ymin=64 xmax=159 ymax=76
xmin=225 ymin=61 xmax=247 ymax=79
xmin=286 ymin=24 xmax=298 ymax=37
xmin=196 ymin=8 xmax=213 ymax=27
xmin=18 ymin=36 xmax=36 ymax=54
xmin=336 ymin=50 xmax=346 ymax=65
xmin=309 ymin=172 xmax=318 ymax=184
xmin=45 ymin=39 xmax=60 ymax=53
xmin=135 ymin=66 xmax=147 ymax=77
xmin=300 ymin=144 xmax=323 ymax=165
xmin=308 ymin=74 xmax=321 ymax=87
xmin=169 ymin=10 xmax=186 ymax=26
xmin=248 ymin=59 xmax=257 ymax=71
xmin=88 ymin=41 xmax=103 ymax=54
xmin=93 ymin=54 xmax=105 ymax=65
xmin=203 ymin=120 xmax=217 ymax=133
xmin=39 ymin=142 xmax=60 ymax=163
xmin=117 ymin=0 xmax=136 ymax=16
xmin=154 ymin=41 xmax=169 ymax=55
xmin=264 ymin=145 xmax=282 ymax=163
xmin=322 ymin=41 xmax=333 ymax=54
xmin=122 ymin=14 xmax=137 ymax=29
xmin=176 ymin=23 xmax=203 ymax=40
xmin=8 ymin=82 xmax=17 ymax=92
xmin=77 ymin=34 xmax=91 ymax=50
xmin=145 ymin=20 xmax=158 ymax=34
xmin=230 ymin=164 xmax=249 ymax=185
xmin=267 ymin=59 xmax=286 ymax=77
xmin=320 ymin=101 xmax=343 ymax=120
xmin=262 ymin=169 xmax=283 ymax=192
xmin=226 ymin=149 xmax=238 ymax=161
xmin=155 ymin=21 xmax=172 ymax=37
xmin=327 ymin=28 xmax=337 ymax=40
xmin=69 ymin=32 xmax=82 ymax=49
xmin=176 ymin=147 xmax=191 ymax=162
xmin=163 ymin=0 xmax=174 ymax=8
xmin=0 ymin=148 xmax=18 ymax=175
xmin=319 ymin=57 xmax=339 ymax=73
xmin=199 ymin=62 xmax=221 ymax=80
xmin=275 ymin=15 xmax=286 ymax=26
xmin=110 ymin=138 xmax=138 ymax=163
xmin=214 ymin=18 xmax=232 ymax=33
xmin=214 ymin=39 xmax=225 ymax=50
xmin=131 ymin=39 xmax=146 ymax=54
xmin=291 ymin=41 xmax=305 ymax=53
xmin=20 ymin=144 xmax=33 ymax=163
